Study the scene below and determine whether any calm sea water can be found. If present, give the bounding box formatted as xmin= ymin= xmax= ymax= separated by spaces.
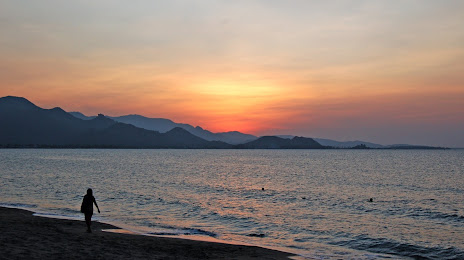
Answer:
xmin=1 ymin=149 xmax=463 ymax=259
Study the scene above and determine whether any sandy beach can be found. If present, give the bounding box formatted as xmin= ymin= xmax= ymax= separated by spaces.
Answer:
xmin=0 ymin=207 xmax=294 ymax=259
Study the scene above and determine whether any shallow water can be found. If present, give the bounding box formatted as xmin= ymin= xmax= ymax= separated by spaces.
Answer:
xmin=1 ymin=149 xmax=463 ymax=259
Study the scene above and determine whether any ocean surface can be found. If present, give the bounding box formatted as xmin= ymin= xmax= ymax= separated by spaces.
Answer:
xmin=1 ymin=149 xmax=463 ymax=259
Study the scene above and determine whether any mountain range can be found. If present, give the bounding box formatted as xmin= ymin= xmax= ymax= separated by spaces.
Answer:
xmin=69 ymin=112 xmax=256 ymax=145
xmin=0 ymin=96 xmax=446 ymax=149
xmin=68 ymin=112 xmax=387 ymax=148
xmin=70 ymin=111 xmax=433 ymax=149
xmin=0 ymin=96 xmax=322 ymax=149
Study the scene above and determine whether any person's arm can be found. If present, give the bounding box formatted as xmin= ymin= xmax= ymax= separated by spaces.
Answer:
xmin=93 ymin=198 xmax=100 ymax=213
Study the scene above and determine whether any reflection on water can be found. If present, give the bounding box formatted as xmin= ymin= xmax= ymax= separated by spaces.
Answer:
xmin=1 ymin=149 xmax=463 ymax=259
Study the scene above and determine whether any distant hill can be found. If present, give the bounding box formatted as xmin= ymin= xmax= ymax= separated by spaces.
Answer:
xmin=0 ymin=96 xmax=230 ymax=148
xmin=236 ymin=136 xmax=324 ymax=149
xmin=69 ymin=112 xmax=257 ymax=145
xmin=313 ymin=138 xmax=385 ymax=148
xmin=68 ymin=111 xmax=95 ymax=120
xmin=386 ymin=144 xmax=447 ymax=149
xmin=74 ymin=123 xmax=230 ymax=148
xmin=278 ymin=135 xmax=385 ymax=148
xmin=0 ymin=97 xmax=112 ymax=146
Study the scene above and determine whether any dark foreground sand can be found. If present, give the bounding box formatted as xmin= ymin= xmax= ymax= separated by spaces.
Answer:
xmin=0 ymin=207 xmax=294 ymax=259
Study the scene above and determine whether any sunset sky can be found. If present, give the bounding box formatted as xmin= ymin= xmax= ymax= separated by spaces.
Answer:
xmin=1 ymin=1 xmax=463 ymax=147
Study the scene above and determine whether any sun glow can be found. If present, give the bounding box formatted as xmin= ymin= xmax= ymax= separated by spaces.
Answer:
xmin=193 ymin=79 xmax=281 ymax=97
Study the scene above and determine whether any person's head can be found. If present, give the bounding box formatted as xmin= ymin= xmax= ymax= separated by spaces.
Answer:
xmin=87 ymin=188 xmax=93 ymax=196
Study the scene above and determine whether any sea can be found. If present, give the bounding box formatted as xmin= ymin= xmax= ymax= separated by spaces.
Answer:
xmin=1 ymin=149 xmax=463 ymax=259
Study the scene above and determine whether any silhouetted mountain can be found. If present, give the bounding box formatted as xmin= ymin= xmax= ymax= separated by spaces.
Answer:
xmin=276 ymin=135 xmax=295 ymax=139
xmin=112 ymin=115 xmax=180 ymax=133
xmin=213 ymin=130 xmax=257 ymax=144
xmin=74 ymin=125 xmax=230 ymax=148
xmin=350 ymin=144 xmax=370 ymax=149
xmin=236 ymin=136 xmax=324 ymax=149
xmin=278 ymin=135 xmax=384 ymax=148
xmin=1 ymin=96 xmax=88 ymax=145
xmin=110 ymin=115 xmax=257 ymax=144
xmin=386 ymin=144 xmax=447 ymax=149
xmin=0 ymin=96 xmax=38 ymax=110
xmin=69 ymin=112 xmax=257 ymax=144
xmin=68 ymin=112 xmax=95 ymax=120
xmin=0 ymin=96 xmax=230 ymax=148
xmin=313 ymin=138 xmax=385 ymax=148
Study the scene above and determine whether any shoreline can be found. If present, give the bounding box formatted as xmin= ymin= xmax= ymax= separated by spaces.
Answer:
xmin=0 ymin=206 xmax=295 ymax=259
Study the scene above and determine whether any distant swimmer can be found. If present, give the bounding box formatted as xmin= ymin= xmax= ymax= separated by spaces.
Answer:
xmin=262 ymin=187 xmax=265 ymax=191
xmin=81 ymin=188 xmax=100 ymax=233
xmin=369 ymin=198 xmax=373 ymax=202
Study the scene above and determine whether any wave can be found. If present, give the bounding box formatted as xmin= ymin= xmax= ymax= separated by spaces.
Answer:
xmin=0 ymin=202 xmax=37 ymax=209
xmin=33 ymin=212 xmax=82 ymax=221
xmin=332 ymin=235 xmax=464 ymax=260
xmin=147 ymin=225 xmax=217 ymax=237
xmin=407 ymin=210 xmax=464 ymax=224
xmin=354 ymin=203 xmax=464 ymax=226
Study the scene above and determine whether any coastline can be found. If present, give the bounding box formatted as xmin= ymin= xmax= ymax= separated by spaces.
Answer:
xmin=0 ymin=206 xmax=294 ymax=259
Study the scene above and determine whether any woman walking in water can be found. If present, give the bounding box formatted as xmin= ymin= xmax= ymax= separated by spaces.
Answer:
xmin=81 ymin=188 xmax=100 ymax=233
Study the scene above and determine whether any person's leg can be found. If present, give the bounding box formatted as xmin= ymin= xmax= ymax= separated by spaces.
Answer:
xmin=85 ymin=213 xmax=92 ymax=232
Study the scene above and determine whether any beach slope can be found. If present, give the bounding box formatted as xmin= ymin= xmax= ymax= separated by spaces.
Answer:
xmin=0 ymin=207 xmax=293 ymax=259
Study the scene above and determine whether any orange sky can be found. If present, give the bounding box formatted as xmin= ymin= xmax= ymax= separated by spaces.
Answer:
xmin=1 ymin=1 xmax=463 ymax=147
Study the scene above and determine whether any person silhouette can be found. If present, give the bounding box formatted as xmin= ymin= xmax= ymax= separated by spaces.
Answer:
xmin=81 ymin=188 xmax=100 ymax=233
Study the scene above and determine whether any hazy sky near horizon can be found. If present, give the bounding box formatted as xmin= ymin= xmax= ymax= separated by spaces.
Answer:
xmin=1 ymin=0 xmax=463 ymax=147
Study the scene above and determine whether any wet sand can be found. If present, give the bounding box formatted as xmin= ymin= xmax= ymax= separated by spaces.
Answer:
xmin=0 ymin=207 xmax=294 ymax=259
